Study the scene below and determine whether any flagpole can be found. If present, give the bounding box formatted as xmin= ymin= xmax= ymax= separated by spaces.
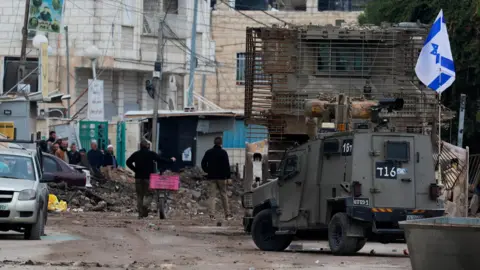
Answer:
xmin=438 ymin=69 xmax=442 ymax=185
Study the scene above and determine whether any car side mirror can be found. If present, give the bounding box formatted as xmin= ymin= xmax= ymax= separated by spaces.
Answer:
xmin=40 ymin=174 xmax=55 ymax=183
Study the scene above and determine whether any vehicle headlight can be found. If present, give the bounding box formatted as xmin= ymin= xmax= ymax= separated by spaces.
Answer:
xmin=18 ymin=189 xmax=36 ymax=201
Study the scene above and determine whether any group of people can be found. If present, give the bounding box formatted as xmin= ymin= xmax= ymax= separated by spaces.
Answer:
xmin=46 ymin=131 xmax=118 ymax=178
xmin=44 ymin=131 xmax=233 ymax=221
xmin=127 ymin=136 xmax=233 ymax=221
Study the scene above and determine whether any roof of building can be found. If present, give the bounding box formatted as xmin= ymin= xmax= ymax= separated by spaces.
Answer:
xmin=124 ymin=110 xmax=239 ymax=119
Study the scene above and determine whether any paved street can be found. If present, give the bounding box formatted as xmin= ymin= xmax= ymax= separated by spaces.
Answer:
xmin=0 ymin=213 xmax=412 ymax=270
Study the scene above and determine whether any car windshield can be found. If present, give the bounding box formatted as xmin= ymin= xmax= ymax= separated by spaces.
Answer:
xmin=0 ymin=154 xmax=35 ymax=181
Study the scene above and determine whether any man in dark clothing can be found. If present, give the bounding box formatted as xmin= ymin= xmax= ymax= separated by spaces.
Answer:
xmin=47 ymin=131 xmax=56 ymax=143
xmin=102 ymin=145 xmax=117 ymax=181
xmin=68 ymin=143 xmax=81 ymax=165
xmin=87 ymin=140 xmax=104 ymax=178
xmin=103 ymin=145 xmax=118 ymax=168
xmin=78 ymin=149 xmax=90 ymax=169
xmin=201 ymin=137 xmax=232 ymax=220
xmin=126 ymin=140 xmax=176 ymax=219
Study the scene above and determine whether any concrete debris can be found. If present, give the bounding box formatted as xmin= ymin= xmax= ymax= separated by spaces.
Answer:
xmin=48 ymin=167 xmax=243 ymax=218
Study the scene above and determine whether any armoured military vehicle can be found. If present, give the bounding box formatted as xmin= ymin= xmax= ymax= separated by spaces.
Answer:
xmin=241 ymin=98 xmax=444 ymax=255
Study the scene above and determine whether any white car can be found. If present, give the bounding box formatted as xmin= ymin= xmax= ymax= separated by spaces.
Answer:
xmin=0 ymin=148 xmax=53 ymax=240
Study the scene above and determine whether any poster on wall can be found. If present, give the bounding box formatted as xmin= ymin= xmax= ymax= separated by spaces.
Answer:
xmin=28 ymin=0 xmax=65 ymax=33
xmin=87 ymin=79 xmax=105 ymax=121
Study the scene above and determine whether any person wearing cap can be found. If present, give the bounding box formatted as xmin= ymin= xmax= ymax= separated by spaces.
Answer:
xmin=87 ymin=140 xmax=104 ymax=178
xmin=126 ymin=140 xmax=176 ymax=219
xmin=102 ymin=145 xmax=117 ymax=181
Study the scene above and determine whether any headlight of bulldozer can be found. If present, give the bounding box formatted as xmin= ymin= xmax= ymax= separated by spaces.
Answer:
xmin=18 ymin=189 xmax=37 ymax=201
xmin=242 ymin=192 xmax=253 ymax=208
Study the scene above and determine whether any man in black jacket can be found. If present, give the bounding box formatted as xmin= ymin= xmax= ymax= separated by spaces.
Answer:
xmin=87 ymin=140 xmax=104 ymax=178
xmin=68 ymin=143 xmax=81 ymax=165
xmin=127 ymin=140 xmax=176 ymax=219
xmin=201 ymin=137 xmax=232 ymax=220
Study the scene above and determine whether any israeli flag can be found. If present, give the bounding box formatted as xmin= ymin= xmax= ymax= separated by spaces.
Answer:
xmin=415 ymin=10 xmax=455 ymax=94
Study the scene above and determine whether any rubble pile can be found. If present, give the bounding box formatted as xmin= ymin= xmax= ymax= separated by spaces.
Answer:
xmin=47 ymin=167 xmax=244 ymax=218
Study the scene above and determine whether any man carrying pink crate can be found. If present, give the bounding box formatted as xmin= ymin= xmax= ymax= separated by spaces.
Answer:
xmin=126 ymin=140 xmax=176 ymax=219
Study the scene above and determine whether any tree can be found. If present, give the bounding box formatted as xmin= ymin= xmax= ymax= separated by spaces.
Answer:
xmin=359 ymin=0 xmax=480 ymax=151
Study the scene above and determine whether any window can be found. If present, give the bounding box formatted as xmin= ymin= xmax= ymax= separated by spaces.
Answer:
xmin=43 ymin=157 xmax=59 ymax=173
xmin=316 ymin=44 xmax=370 ymax=74
xmin=0 ymin=155 xmax=35 ymax=181
xmin=323 ymin=140 xmax=340 ymax=154
xmin=236 ymin=53 xmax=269 ymax=85
xmin=283 ymin=156 xmax=298 ymax=175
xmin=318 ymin=0 xmax=372 ymax=11
xmin=2 ymin=57 xmax=38 ymax=94
xmin=34 ymin=156 xmax=42 ymax=179
xmin=164 ymin=0 xmax=178 ymax=14
xmin=385 ymin=141 xmax=410 ymax=162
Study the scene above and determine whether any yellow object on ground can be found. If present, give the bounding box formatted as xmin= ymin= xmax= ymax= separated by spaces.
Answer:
xmin=48 ymin=194 xmax=68 ymax=212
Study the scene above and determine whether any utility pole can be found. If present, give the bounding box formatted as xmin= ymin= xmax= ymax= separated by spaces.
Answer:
xmin=18 ymin=0 xmax=31 ymax=87
xmin=187 ymin=0 xmax=199 ymax=108
xmin=65 ymin=26 xmax=71 ymax=118
xmin=151 ymin=18 xmax=164 ymax=153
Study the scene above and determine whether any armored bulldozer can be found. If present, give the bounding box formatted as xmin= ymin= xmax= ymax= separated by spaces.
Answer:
xmin=241 ymin=98 xmax=444 ymax=255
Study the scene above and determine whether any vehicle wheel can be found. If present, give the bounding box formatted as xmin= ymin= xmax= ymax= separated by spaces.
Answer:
xmin=328 ymin=212 xmax=359 ymax=255
xmin=354 ymin=238 xmax=367 ymax=252
xmin=251 ymin=209 xmax=293 ymax=251
xmin=24 ymin=209 xmax=44 ymax=240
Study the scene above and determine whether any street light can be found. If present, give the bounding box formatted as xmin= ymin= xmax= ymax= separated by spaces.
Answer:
xmin=84 ymin=45 xmax=101 ymax=81
xmin=32 ymin=34 xmax=48 ymax=49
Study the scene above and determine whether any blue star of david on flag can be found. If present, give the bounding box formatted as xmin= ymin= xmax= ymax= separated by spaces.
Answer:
xmin=415 ymin=10 xmax=455 ymax=94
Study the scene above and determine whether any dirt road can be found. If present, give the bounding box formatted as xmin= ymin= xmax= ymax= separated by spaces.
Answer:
xmin=0 ymin=213 xmax=412 ymax=269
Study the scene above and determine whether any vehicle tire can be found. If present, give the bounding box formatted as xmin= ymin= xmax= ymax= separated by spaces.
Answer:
xmin=328 ymin=212 xmax=358 ymax=255
xmin=24 ymin=208 xmax=44 ymax=240
xmin=251 ymin=209 xmax=293 ymax=252
xmin=354 ymin=238 xmax=367 ymax=252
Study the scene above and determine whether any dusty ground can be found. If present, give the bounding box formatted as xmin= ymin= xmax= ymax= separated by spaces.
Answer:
xmin=0 ymin=212 xmax=412 ymax=270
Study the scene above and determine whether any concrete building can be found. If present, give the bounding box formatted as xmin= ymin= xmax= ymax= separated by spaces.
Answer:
xmin=201 ymin=0 xmax=365 ymax=110
xmin=0 ymin=0 xmax=215 ymax=137
xmin=200 ymin=0 xmax=365 ymax=173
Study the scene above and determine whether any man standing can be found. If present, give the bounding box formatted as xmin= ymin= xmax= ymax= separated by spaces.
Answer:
xmin=126 ymin=140 xmax=176 ymax=219
xmin=201 ymin=137 xmax=233 ymax=220
xmin=55 ymin=140 xmax=69 ymax=163
xmin=87 ymin=140 xmax=104 ymax=178
xmin=78 ymin=149 xmax=90 ymax=169
xmin=103 ymin=145 xmax=118 ymax=180
xmin=47 ymin=131 xmax=56 ymax=143
xmin=68 ymin=143 xmax=81 ymax=165
xmin=50 ymin=143 xmax=59 ymax=155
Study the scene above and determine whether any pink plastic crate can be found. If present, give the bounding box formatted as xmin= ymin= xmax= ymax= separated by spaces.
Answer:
xmin=149 ymin=174 xmax=180 ymax=191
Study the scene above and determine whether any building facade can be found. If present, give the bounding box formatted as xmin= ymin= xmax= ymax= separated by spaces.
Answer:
xmin=0 ymin=0 xmax=215 ymax=137
xmin=202 ymin=0 xmax=366 ymax=110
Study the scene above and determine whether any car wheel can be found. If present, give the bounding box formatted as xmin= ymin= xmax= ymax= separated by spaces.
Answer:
xmin=251 ymin=209 xmax=293 ymax=252
xmin=328 ymin=212 xmax=359 ymax=255
xmin=24 ymin=208 xmax=44 ymax=240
